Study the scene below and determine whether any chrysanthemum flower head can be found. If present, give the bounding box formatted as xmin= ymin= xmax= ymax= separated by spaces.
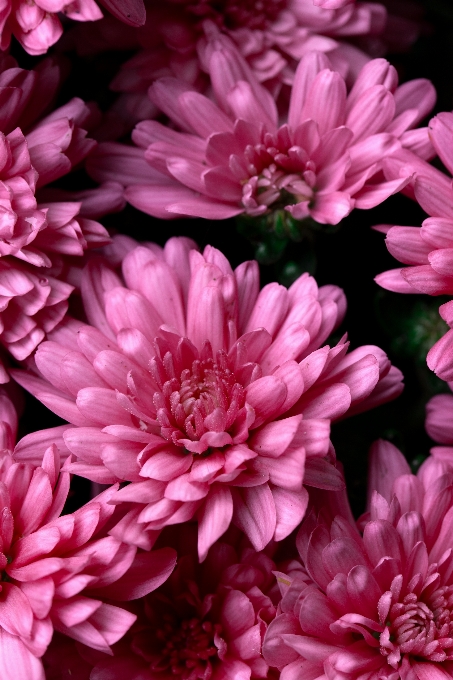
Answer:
xmin=263 ymin=438 xmax=453 ymax=679
xmin=89 ymin=42 xmax=435 ymax=226
xmin=13 ymin=236 xmax=403 ymax=561
xmin=0 ymin=389 xmax=177 ymax=679
xmin=76 ymin=530 xmax=279 ymax=679
xmin=0 ymin=58 xmax=128 ymax=368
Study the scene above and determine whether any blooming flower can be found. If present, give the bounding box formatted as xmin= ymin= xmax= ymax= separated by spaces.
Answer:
xmin=0 ymin=389 xmax=177 ymax=680
xmin=0 ymin=58 xmax=126 ymax=367
xmin=13 ymin=237 xmax=403 ymax=560
xmin=375 ymin=112 xmax=453 ymax=381
xmin=88 ymin=44 xmax=435 ymax=225
xmin=263 ymin=438 xmax=453 ymax=679
xmin=108 ymin=0 xmax=387 ymax=99
xmin=0 ymin=0 xmax=145 ymax=56
xmin=73 ymin=532 xmax=279 ymax=679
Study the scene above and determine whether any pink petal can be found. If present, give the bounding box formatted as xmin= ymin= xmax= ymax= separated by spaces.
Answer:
xmin=197 ymin=486 xmax=233 ymax=562
xmin=375 ymin=268 xmax=420 ymax=293
xmin=249 ymin=415 xmax=302 ymax=458
xmin=165 ymin=474 xmax=209 ymax=502
xmin=273 ymin=487 xmax=309 ymax=541
xmin=90 ymin=547 xmax=176 ymax=600
xmin=232 ymin=484 xmax=276 ymax=551
xmin=245 ymin=376 xmax=287 ymax=428
xmin=0 ymin=629 xmax=45 ymax=680
xmin=220 ymin=589 xmax=255 ymax=639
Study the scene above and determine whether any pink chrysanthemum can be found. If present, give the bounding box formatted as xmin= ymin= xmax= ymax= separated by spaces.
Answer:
xmin=0 ymin=390 xmax=177 ymax=680
xmin=0 ymin=59 xmax=127 ymax=368
xmin=0 ymin=0 xmax=145 ymax=55
xmin=375 ymin=112 xmax=453 ymax=382
xmin=263 ymin=439 xmax=453 ymax=679
xmin=73 ymin=533 xmax=279 ymax=680
xmin=88 ymin=44 xmax=435 ymax=225
xmin=13 ymin=237 xmax=403 ymax=560
xmin=107 ymin=0 xmax=386 ymax=102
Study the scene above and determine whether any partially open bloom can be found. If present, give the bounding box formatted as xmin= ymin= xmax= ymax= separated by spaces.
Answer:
xmin=77 ymin=533 xmax=279 ymax=679
xmin=13 ymin=237 xmax=403 ymax=560
xmin=376 ymin=112 xmax=453 ymax=381
xmin=263 ymin=439 xmax=453 ymax=679
xmin=0 ymin=0 xmax=145 ymax=55
xmin=89 ymin=45 xmax=435 ymax=225
xmin=0 ymin=390 xmax=177 ymax=680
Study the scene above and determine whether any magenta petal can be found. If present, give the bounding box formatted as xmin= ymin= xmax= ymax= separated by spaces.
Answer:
xmin=167 ymin=196 xmax=243 ymax=219
xmin=263 ymin=445 xmax=306 ymax=491
xmin=249 ymin=415 xmax=302 ymax=458
xmin=386 ymin=226 xmax=431 ymax=265
xmin=262 ymin=613 xmax=301 ymax=668
xmin=282 ymin=634 xmax=340 ymax=662
xmin=164 ymin=474 xmax=209 ymax=502
xmin=245 ymin=376 xmax=287 ymax=429
xmin=307 ymin=191 xmax=352 ymax=225
xmin=232 ymin=484 xmax=276 ymax=551
xmin=221 ymin=589 xmax=255 ymax=639
xmin=273 ymin=487 xmax=309 ymax=541
xmin=76 ymin=388 xmax=133 ymax=427
xmin=288 ymin=53 xmax=331 ymax=129
xmin=197 ymin=486 xmax=233 ymax=562
xmin=375 ymin=268 xmax=420 ymax=293
xmin=11 ymin=526 xmax=60 ymax=568
xmin=125 ymin=184 xmax=199 ymax=220
xmin=229 ymin=622 xmax=262 ymax=661
xmin=428 ymin=330 xmax=453 ymax=381
xmin=367 ymin=440 xmax=410 ymax=504
xmin=354 ymin=177 xmax=411 ymax=210
xmin=140 ymin=449 xmax=192 ymax=481
xmin=297 ymin=383 xmax=351 ymax=420
xmin=91 ymin=547 xmax=176 ymax=601
xmin=0 ymin=583 xmax=34 ymax=638
xmin=429 ymin=112 xmax=453 ymax=177
xmin=412 ymin=662 xmax=453 ymax=680
xmin=414 ymin=174 xmax=453 ymax=219
xmin=303 ymin=458 xmax=345 ymax=490
xmin=0 ymin=629 xmax=45 ymax=680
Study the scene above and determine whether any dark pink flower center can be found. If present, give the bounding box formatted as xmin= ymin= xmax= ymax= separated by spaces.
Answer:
xmin=153 ymin=614 xmax=221 ymax=679
xmin=380 ymin=580 xmax=453 ymax=667
xmin=238 ymin=129 xmax=316 ymax=214
xmin=188 ymin=0 xmax=286 ymax=30
xmin=151 ymin=342 xmax=249 ymax=451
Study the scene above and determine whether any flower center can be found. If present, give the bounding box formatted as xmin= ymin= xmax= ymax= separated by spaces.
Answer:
xmin=239 ymin=130 xmax=315 ymax=215
xmin=153 ymin=614 xmax=221 ymax=679
xmin=188 ymin=0 xmax=287 ymax=30
xmin=151 ymin=342 xmax=248 ymax=452
xmin=379 ymin=580 xmax=453 ymax=667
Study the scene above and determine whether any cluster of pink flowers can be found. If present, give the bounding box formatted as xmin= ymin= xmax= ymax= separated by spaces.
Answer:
xmin=0 ymin=0 xmax=453 ymax=678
